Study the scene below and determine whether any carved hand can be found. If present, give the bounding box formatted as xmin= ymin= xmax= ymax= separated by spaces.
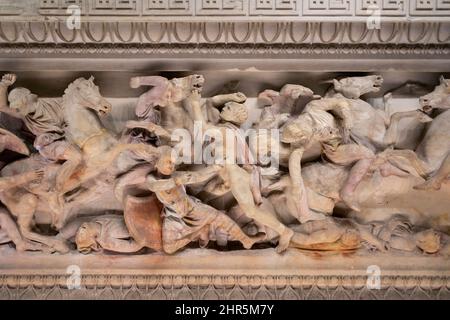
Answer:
xmin=22 ymin=169 xmax=45 ymax=184
xmin=129 ymin=77 xmax=141 ymax=89
xmin=187 ymin=89 xmax=201 ymax=103
xmin=0 ymin=74 xmax=16 ymax=87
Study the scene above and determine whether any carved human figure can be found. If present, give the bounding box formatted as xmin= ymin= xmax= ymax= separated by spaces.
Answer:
xmin=289 ymin=217 xmax=386 ymax=252
xmin=281 ymin=97 xmax=353 ymax=221
xmin=55 ymin=214 xmax=145 ymax=254
xmin=185 ymin=94 xmax=295 ymax=253
xmin=325 ymin=75 xmax=432 ymax=210
xmin=145 ymin=147 xmax=262 ymax=254
xmin=256 ymin=84 xmax=318 ymax=129
xmin=413 ymin=76 xmax=450 ymax=191
xmin=127 ymin=74 xmax=248 ymax=143
xmin=0 ymin=126 xmax=46 ymax=252
xmin=128 ymin=75 xmax=205 ymax=135
xmin=370 ymin=215 xmax=442 ymax=254
xmin=56 ymin=77 xmax=159 ymax=196
xmin=0 ymin=73 xmax=83 ymax=212
xmin=0 ymin=77 xmax=169 ymax=253
xmin=289 ymin=214 xmax=444 ymax=254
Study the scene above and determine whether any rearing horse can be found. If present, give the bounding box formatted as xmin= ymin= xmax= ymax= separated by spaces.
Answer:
xmin=414 ymin=76 xmax=450 ymax=190
xmin=0 ymin=77 xmax=160 ymax=252
xmin=61 ymin=77 xmax=157 ymax=193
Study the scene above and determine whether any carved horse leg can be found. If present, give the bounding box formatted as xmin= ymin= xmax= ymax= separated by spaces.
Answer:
xmin=9 ymin=193 xmax=69 ymax=253
xmin=209 ymin=211 xmax=265 ymax=249
xmin=61 ymin=143 xmax=158 ymax=195
xmin=225 ymin=164 xmax=294 ymax=253
xmin=0 ymin=208 xmax=47 ymax=252
xmin=339 ymin=148 xmax=429 ymax=212
xmin=340 ymin=158 xmax=374 ymax=212
xmin=383 ymin=110 xmax=432 ymax=147
xmin=415 ymin=154 xmax=450 ymax=190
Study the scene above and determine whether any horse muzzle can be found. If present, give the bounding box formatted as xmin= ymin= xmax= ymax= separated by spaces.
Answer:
xmin=97 ymin=100 xmax=112 ymax=116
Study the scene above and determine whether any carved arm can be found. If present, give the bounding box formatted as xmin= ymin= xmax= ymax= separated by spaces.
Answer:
xmin=172 ymin=165 xmax=221 ymax=186
xmin=305 ymin=98 xmax=353 ymax=130
xmin=0 ymin=74 xmax=24 ymax=120
xmin=146 ymin=175 xmax=177 ymax=192
xmin=0 ymin=74 xmax=16 ymax=109
xmin=130 ymin=76 xmax=169 ymax=89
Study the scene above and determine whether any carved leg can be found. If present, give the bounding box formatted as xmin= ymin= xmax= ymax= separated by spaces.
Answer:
xmin=340 ymin=158 xmax=373 ymax=212
xmin=16 ymin=193 xmax=69 ymax=253
xmin=288 ymin=148 xmax=326 ymax=224
xmin=56 ymin=146 xmax=83 ymax=194
xmin=49 ymin=145 xmax=83 ymax=219
xmin=225 ymin=164 xmax=293 ymax=253
xmin=62 ymin=143 xmax=157 ymax=193
xmin=0 ymin=208 xmax=45 ymax=252
xmin=125 ymin=120 xmax=172 ymax=141
xmin=414 ymin=154 xmax=450 ymax=191
xmin=163 ymin=237 xmax=196 ymax=255
xmin=290 ymin=220 xmax=343 ymax=249
xmin=384 ymin=110 xmax=432 ymax=147
xmin=357 ymin=226 xmax=388 ymax=252
xmin=379 ymin=162 xmax=410 ymax=178
xmin=382 ymin=149 xmax=428 ymax=178
xmin=211 ymin=213 xmax=264 ymax=249
xmin=0 ymin=208 xmax=20 ymax=244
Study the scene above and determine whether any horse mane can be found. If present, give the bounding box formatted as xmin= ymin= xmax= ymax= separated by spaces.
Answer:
xmin=63 ymin=76 xmax=95 ymax=100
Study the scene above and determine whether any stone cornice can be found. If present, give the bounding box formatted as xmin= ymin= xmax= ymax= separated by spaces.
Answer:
xmin=1 ymin=251 xmax=449 ymax=299
xmin=0 ymin=1 xmax=448 ymax=45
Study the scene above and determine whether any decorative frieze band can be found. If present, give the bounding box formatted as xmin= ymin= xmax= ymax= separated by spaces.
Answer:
xmin=1 ymin=0 xmax=450 ymax=18
xmin=0 ymin=21 xmax=448 ymax=44
xmin=1 ymin=274 xmax=449 ymax=300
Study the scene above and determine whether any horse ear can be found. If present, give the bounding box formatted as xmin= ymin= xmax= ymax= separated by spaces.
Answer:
xmin=333 ymin=79 xmax=342 ymax=90
xmin=88 ymin=75 xmax=95 ymax=82
xmin=439 ymin=75 xmax=447 ymax=86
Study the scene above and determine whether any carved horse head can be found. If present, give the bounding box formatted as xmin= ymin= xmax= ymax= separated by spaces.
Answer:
xmin=331 ymin=75 xmax=383 ymax=99
xmin=63 ymin=76 xmax=112 ymax=116
xmin=420 ymin=76 xmax=450 ymax=113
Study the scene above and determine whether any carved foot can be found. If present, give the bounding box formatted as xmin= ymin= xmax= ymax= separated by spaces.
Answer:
xmin=242 ymin=233 xmax=266 ymax=249
xmin=276 ymin=228 xmax=294 ymax=254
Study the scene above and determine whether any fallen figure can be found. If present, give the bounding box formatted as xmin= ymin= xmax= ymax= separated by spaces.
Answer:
xmin=289 ymin=215 xmax=446 ymax=255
